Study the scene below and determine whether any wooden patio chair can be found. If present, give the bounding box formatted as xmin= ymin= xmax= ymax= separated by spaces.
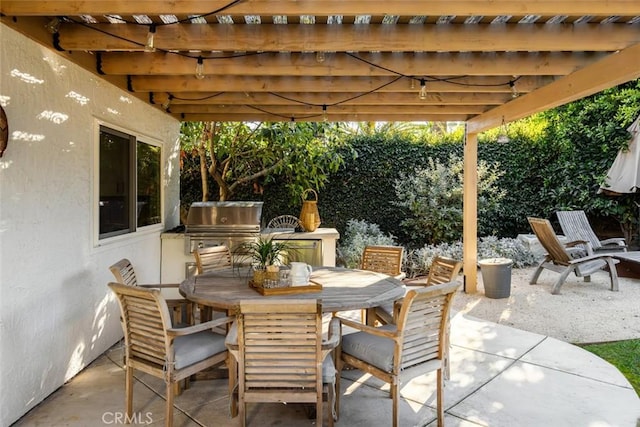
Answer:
xmin=336 ymin=281 xmax=461 ymax=427
xmin=556 ymin=210 xmax=626 ymax=254
xmin=360 ymin=245 xmax=406 ymax=323
xmin=373 ymin=255 xmax=462 ymax=380
xmin=225 ymin=299 xmax=340 ymax=427
xmin=193 ymin=246 xmax=233 ymax=322
xmin=361 ymin=245 xmax=406 ymax=280
xmin=109 ymin=258 xmax=192 ymax=325
xmin=108 ymin=282 xmax=233 ymax=427
xmin=194 ymin=245 xmax=233 ymax=274
xmin=528 ymin=217 xmax=620 ymax=294
xmin=374 ymin=255 xmax=462 ymax=325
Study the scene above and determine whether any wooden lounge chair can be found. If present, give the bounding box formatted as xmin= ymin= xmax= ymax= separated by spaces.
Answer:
xmin=528 ymin=217 xmax=620 ymax=294
xmin=556 ymin=210 xmax=626 ymax=254
xmin=336 ymin=281 xmax=461 ymax=427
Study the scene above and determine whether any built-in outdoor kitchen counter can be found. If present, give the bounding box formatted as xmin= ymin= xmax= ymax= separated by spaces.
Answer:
xmin=267 ymin=227 xmax=340 ymax=267
xmin=160 ymin=227 xmax=340 ymax=284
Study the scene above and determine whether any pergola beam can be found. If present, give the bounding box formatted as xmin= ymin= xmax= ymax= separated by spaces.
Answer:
xmin=56 ymin=23 xmax=639 ymax=52
xmin=152 ymin=91 xmax=512 ymax=106
xmin=99 ymin=51 xmax=606 ymax=77
xmin=3 ymin=0 xmax=640 ymax=17
xmin=131 ymin=75 xmax=552 ymax=93
xmin=172 ymin=113 xmax=471 ymax=122
xmin=468 ymin=42 xmax=640 ymax=133
xmin=167 ymin=104 xmax=488 ymax=115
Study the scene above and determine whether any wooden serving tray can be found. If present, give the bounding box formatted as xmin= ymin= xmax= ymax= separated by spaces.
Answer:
xmin=248 ymin=280 xmax=322 ymax=296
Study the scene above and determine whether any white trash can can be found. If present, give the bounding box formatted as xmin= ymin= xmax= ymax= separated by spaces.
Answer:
xmin=479 ymin=258 xmax=513 ymax=299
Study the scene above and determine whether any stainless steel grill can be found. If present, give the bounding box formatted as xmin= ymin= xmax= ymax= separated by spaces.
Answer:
xmin=184 ymin=201 xmax=263 ymax=257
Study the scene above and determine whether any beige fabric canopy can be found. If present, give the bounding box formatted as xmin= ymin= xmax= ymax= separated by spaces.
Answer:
xmin=600 ymin=114 xmax=640 ymax=195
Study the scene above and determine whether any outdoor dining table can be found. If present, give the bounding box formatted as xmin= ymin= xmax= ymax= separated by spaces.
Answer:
xmin=180 ymin=266 xmax=406 ymax=418
xmin=179 ymin=266 xmax=406 ymax=324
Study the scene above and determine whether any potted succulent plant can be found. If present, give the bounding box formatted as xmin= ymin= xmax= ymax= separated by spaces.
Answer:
xmin=239 ymin=236 xmax=290 ymax=285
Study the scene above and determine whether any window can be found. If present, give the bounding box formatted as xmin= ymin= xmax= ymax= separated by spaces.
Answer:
xmin=99 ymin=125 xmax=162 ymax=239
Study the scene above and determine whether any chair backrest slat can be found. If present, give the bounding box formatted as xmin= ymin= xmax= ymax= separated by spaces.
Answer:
xmin=427 ymin=256 xmax=462 ymax=286
xmin=238 ymin=299 xmax=322 ymax=392
xmin=556 ymin=210 xmax=601 ymax=250
xmin=108 ymin=283 xmax=171 ymax=367
xmin=528 ymin=217 xmax=571 ymax=264
xmin=361 ymin=245 xmax=404 ymax=276
xmin=396 ymin=283 xmax=459 ymax=371
xmin=195 ymin=246 xmax=233 ymax=274
xmin=109 ymin=258 xmax=138 ymax=287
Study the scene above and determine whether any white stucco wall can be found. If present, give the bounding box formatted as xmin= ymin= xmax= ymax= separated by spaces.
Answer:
xmin=0 ymin=24 xmax=181 ymax=426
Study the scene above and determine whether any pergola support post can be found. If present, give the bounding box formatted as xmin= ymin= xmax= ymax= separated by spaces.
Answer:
xmin=463 ymin=127 xmax=478 ymax=293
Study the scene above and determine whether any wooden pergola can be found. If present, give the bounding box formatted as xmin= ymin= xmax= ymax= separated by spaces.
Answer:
xmin=3 ymin=1 xmax=639 ymax=291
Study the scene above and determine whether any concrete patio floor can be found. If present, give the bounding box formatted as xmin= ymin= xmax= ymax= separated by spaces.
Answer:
xmin=13 ymin=311 xmax=640 ymax=427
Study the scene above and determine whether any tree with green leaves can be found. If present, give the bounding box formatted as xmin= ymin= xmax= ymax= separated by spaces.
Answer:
xmin=180 ymin=121 xmax=351 ymax=202
xmin=394 ymin=154 xmax=505 ymax=245
xmin=539 ymin=80 xmax=640 ymax=243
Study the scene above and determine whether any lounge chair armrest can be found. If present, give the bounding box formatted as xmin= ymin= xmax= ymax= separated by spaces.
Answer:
xmin=567 ymin=253 xmax=617 ymax=265
xmin=600 ymin=238 xmax=626 ymax=246
xmin=139 ymin=283 xmax=180 ymax=289
xmin=564 ymin=240 xmax=588 ymax=248
xmin=167 ymin=315 xmax=234 ymax=336
xmin=335 ymin=315 xmax=398 ymax=338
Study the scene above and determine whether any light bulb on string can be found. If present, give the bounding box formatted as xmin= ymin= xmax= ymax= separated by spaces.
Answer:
xmin=45 ymin=17 xmax=61 ymax=34
xmin=145 ymin=24 xmax=156 ymax=53
xmin=509 ymin=80 xmax=519 ymax=98
xmin=497 ymin=116 xmax=510 ymax=143
xmin=316 ymin=51 xmax=325 ymax=63
xmin=419 ymin=79 xmax=427 ymax=100
xmin=161 ymin=94 xmax=172 ymax=111
xmin=322 ymin=105 xmax=328 ymax=122
xmin=195 ymin=56 xmax=205 ymax=80
xmin=161 ymin=94 xmax=173 ymax=111
xmin=409 ymin=77 xmax=416 ymax=90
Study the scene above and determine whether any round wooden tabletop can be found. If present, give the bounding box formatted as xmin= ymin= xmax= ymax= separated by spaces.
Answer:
xmin=180 ymin=266 xmax=406 ymax=313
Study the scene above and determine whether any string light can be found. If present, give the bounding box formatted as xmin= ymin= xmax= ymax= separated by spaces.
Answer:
xmin=419 ymin=79 xmax=427 ymax=100
xmin=409 ymin=77 xmax=416 ymax=90
xmin=509 ymin=80 xmax=519 ymax=98
xmin=497 ymin=116 xmax=510 ymax=143
xmin=316 ymin=51 xmax=326 ymax=63
xmin=161 ymin=94 xmax=173 ymax=111
xmin=45 ymin=17 xmax=62 ymax=34
xmin=195 ymin=56 xmax=205 ymax=79
xmin=145 ymin=24 xmax=156 ymax=52
xmin=322 ymin=105 xmax=328 ymax=122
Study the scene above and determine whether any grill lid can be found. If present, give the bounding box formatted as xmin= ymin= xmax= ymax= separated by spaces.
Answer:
xmin=186 ymin=201 xmax=263 ymax=233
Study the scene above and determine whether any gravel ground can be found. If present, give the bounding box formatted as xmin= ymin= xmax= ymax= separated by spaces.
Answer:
xmin=450 ymin=266 xmax=640 ymax=344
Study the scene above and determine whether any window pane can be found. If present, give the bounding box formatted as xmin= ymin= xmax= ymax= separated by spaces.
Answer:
xmin=99 ymin=128 xmax=131 ymax=237
xmin=137 ymin=142 xmax=162 ymax=227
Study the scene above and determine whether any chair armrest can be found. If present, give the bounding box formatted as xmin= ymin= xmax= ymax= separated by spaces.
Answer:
xmin=322 ymin=317 xmax=340 ymax=352
xmin=167 ymin=316 xmax=234 ymax=337
xmin=567 ymin=253 xmax=618 ymax=265
xmin=139 ymin=283 xmax=180 ymax=289
xmin=564 ymin=240 xmax=587 ymax=248
xmin=225 ymin=321 xmax=239 ymax=352
xmin=600 ymin=238 xmax=626 ymax=247
xmin=335 ymin=315 xmax=398 ymax=339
